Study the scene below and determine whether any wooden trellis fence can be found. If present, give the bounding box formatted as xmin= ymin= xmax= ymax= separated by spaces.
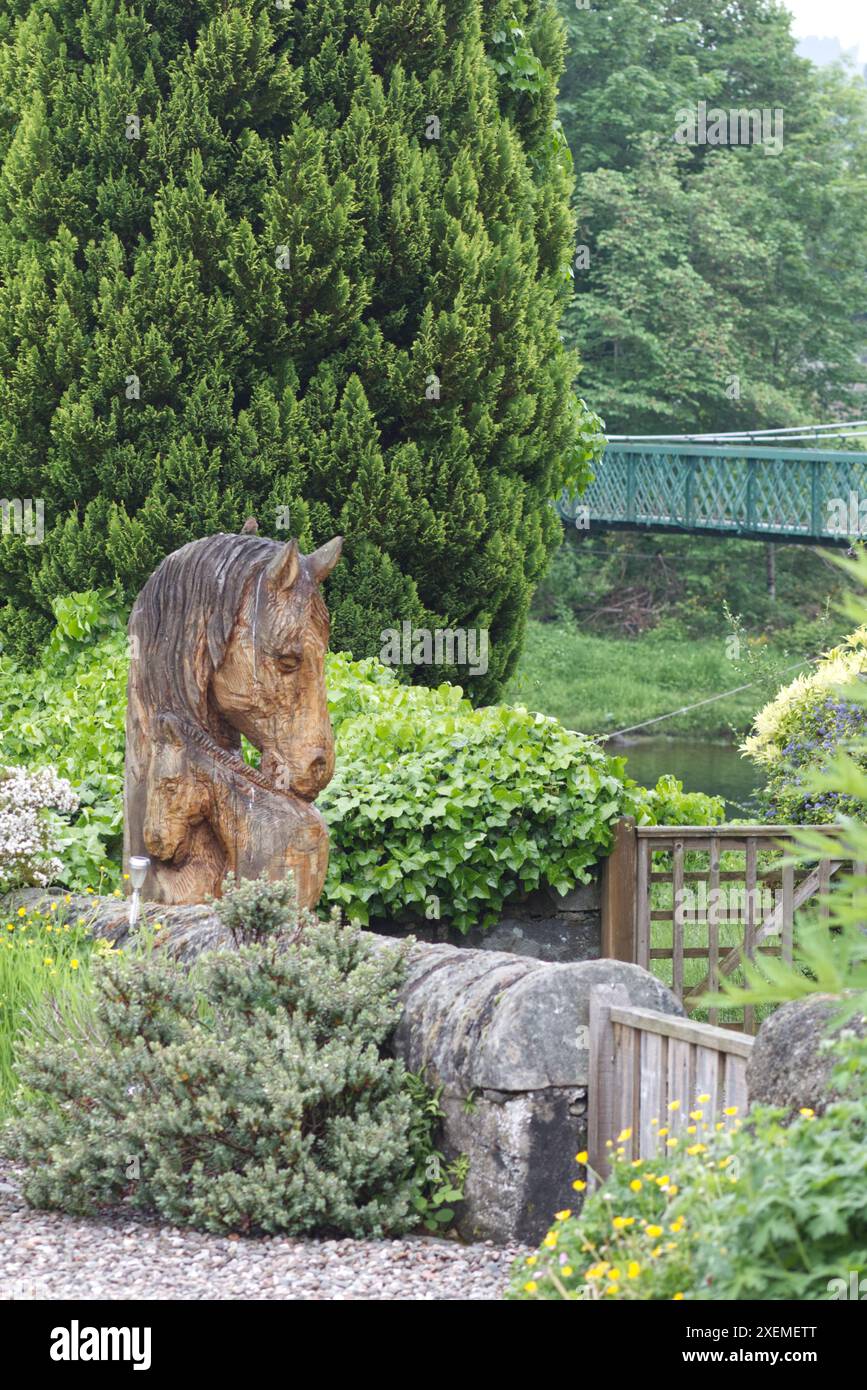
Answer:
xmin=600 ymin=817 xmax=854 ymax=1032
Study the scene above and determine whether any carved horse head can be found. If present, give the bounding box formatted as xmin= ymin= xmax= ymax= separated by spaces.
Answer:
xmin=210 ymin=537 xmax=342 ymax=801
xmin=123 ymin=528 xmax=342 ymax=906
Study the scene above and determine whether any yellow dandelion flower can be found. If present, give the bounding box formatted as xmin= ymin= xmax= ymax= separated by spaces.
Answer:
xmin=70 ymin=959 xmax=79 ymax=970
xmin=616 ymin=1127 xmax=632 ymax=1143
xmin=572 ymin=1179 xmax=587 ymax=1192
xmin=17 ymin=907 xmax=26 ymax=918
xmin=670 ymin=1219 xmax=685 ymax=1233
xmin=689 ymin=1110 xmax=702 ymax=1120
xmin=657 ymin=1127 xmax=669 ymax=1138
xmin=667 ymin=1099 xmax=681 ymax=1111
xmin=607 ymin=1268 xmax=621 ymax=1280
xmin=673 ymin=1292 xmax=684 ymax=1301
xmin=646 ymin=1225 xmax=663 ymax=1238
xmin=723 ymin=1105 xmax=738 ymax=1116
xmin=605 ymin=1284 xmax=620 ymax=1296
xmin=525 ymin=1255 xmax=538 ymax=1266
xmin=666 ymin=1137 xmax=679 ymax=1148
xmin=575 ymin=1150 xmax=588 ymax=1164
xmin=697 ymin=1093 xmax=710 ymax=1104
xmin=799 ymin=1107 xmax=815 ymax=1118
xmin=686 ymin=1143 xmax=707 ymax=1156
xmin=43 ymin=957 xmax=53 ymax=966
xmin=650 ymin=1246 xmax=662 ymax=1259
xmin=554 ymin=1210 xmax=571 ymax=1221
xmin=627 ymin=1262 xmax=641 ymax=1279
xmin=561 ymin=1266 xmax=573 ymax=1278
xmin=523 ymin=1281 xmax=538 ymax=1293
xmin=629 ymin=1179 xmax=642 ymax=1192
xmin=542 ymin=1232 xmax=558 ymax=1248
xmin=686 ymin=1125 xmax=697 ymax=1135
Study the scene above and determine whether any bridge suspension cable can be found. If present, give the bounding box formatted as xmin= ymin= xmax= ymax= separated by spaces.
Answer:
xmin=608 ymin=420 xmax=867 ymax=445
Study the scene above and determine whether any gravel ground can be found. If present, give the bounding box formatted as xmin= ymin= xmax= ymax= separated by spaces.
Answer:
xmin=0 ymin=1165 xmax=528 ymax=1301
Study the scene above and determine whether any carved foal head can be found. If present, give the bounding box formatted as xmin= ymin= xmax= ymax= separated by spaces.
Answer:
xmin=210 ymin=536 xmax=342 ymax=800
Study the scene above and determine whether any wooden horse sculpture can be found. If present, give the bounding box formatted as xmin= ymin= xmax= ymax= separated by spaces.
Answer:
xmin=123 ymin=526 xmax=342 ymax=907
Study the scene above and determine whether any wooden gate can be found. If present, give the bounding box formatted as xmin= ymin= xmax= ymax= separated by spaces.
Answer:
xmin=588 ymin=983 xmax=754 ymax=1181
xmin=600 ymin=817 xmax=853 ymax=1032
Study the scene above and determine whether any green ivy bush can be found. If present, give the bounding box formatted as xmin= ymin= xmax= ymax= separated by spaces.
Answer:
xmin=509 ymin=1030 xmax=867 ymax=1301
xmin=0 ymin=593 xmax=723 ymax=917
xmin=3 ymin=877 xmax=426 ymax=1237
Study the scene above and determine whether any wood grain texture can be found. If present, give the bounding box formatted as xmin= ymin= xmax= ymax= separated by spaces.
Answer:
xmin=123 ymin=528 xmax=342 ymax=907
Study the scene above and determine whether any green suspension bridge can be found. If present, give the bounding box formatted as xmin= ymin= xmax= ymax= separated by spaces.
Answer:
xmin=557 ymin=440 xmax=867 ymax=544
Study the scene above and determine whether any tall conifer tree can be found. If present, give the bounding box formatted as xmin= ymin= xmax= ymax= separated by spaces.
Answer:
xmin=0 ymin=1 xmax=597 ymax=696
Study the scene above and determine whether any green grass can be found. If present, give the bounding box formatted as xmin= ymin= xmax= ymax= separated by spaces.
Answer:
xmin=506 ymin=620 xmax=804 ymax=741
xmin=0 ymin=899 xmax=101 ymax=1118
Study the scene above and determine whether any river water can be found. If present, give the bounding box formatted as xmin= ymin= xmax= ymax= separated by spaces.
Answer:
xmin=604 ymin=735 xmax=763 ymax=818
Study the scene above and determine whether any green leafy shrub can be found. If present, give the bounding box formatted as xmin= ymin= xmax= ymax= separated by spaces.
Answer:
xmin=1 ymin=594 xmax=723 ymax=913
xmin=509 ymin=1035 xmax=867 ymax=1301
xmin=743 ymin=623 xmax=867 ymax=823
xmin=3 ymin=877 xmax=422 ymax=1237
xmin=0 ymin=591 xmax=126 ymax=888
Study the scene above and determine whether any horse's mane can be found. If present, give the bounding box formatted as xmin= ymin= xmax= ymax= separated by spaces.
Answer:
xmin=129 ymin=532 xmax=284 ymax=736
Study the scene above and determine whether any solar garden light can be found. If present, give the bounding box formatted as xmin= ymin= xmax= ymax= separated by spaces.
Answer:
xmin=128 ymin=855 xmax=150 ymax=929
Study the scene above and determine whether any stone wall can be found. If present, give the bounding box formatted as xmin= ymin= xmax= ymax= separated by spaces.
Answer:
xmin=370 ymin=878 xmax=603 ymax=964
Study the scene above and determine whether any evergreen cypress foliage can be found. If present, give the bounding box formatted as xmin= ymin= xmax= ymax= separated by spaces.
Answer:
xmin=4 ymin=878 xmax=421 ymax=1236
xmin=0 ymin=2 xmax=598 ymax=695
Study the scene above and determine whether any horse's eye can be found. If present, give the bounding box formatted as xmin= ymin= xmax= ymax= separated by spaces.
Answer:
xmin=277 ymin=653 xmax=301 ymax=673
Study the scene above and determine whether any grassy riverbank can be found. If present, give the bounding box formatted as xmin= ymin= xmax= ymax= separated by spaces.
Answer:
xmin=505 ymin=620 xmax=822 ymax=741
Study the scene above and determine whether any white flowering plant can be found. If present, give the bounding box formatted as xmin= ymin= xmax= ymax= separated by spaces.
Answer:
xmin=0 ymin=765 xmax=78 ymax=890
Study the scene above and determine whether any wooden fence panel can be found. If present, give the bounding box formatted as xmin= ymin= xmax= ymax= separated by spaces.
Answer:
xmin=588 ymin=990 xmax=754 ymax=1179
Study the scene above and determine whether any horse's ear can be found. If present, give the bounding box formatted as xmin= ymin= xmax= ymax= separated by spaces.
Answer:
xmin=308 ymin=536 xmax=343 ymax=584
xmin=267 ymin=538 xmax=300 ymax=591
